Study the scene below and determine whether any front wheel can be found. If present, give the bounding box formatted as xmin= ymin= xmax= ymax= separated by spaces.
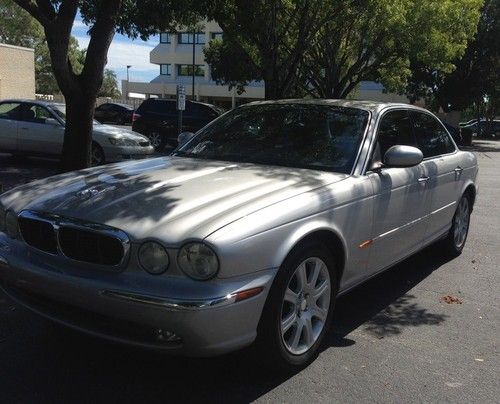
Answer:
xmin=257 ymin=242 xmax=337 ymax=370
xmin=91 ymin=143 xmax=105 ymax=166
xmin=146 ymin=131 xmax=166 ymax=152
xmin=443 ymin=194 xmax=471 ymax=255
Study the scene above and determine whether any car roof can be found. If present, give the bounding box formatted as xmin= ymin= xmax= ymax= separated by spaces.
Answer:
xmin=100 ymin=102 xmax=134 ymax=109
xmin=244 ymin=99 xmax=426 ymax=114
xmin=1 ymin=99 xmax=63 ymax=108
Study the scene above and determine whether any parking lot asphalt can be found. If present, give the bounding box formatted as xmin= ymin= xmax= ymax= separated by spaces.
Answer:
xmin=0 ymin=140 xmax=499 ymax=403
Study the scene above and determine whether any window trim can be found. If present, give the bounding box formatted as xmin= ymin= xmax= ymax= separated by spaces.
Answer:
xmin=160 ymin=64 xmax=172 ymax=76
xmin=0 ymin=101 xmax=23 ymax=121
xmin=177 ymin=64 xmax=205 ymax=77
xmin=177 ymin=32 xmax=206 ymax=45
xmin=22 ymin=103 xmax=60 ymax=125
xmin=363 ymin=107 xmax=417 ymax=174
xmin=409 ymin=110 xmax=458 ymax=161
xmin=160 ymin=32 xmax=171 ymax=44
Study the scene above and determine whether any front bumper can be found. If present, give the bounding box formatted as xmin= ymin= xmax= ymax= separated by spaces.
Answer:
xmin=0 ymin=234 xmax=276 ymax=356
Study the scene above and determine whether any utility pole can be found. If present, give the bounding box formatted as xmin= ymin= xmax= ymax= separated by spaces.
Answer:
xmin=192 ymin=31 xmax=196 ymax=100
xmin=126 ymin=65 xmax=132 ymax=100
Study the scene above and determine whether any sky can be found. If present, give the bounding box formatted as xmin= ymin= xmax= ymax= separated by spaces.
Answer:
xmin=71 ymin=15 xmax=159 ymax=88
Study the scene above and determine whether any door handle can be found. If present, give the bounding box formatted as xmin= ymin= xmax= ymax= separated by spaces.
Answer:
xmin=418 ymin=176 xmax=430 ymax=184
xmin=454 ymin=167 xmax=463 ymax=174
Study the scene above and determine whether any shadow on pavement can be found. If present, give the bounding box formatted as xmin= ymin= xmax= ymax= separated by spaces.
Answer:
xmin=0 ymin=244 xmax=452 ymax=403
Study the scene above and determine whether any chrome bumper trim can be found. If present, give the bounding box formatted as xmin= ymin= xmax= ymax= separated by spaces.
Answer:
xmin=102 ymin=289 xmax=238 ymax=312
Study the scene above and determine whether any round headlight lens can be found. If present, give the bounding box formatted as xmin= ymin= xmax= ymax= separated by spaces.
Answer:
xmin=178 ymin=243 xmax=219 ymax=280
xmin=138 ymin=241 xmax=169 ymax=275
xmin=5 ymin=211 xmax=20 ymax=239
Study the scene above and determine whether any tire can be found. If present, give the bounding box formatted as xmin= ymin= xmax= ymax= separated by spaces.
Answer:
xmin=91 ymin=142 xmax=105 ymax=166
xmin=256 ymin=241 xmax=337 ymax=370
xmin=443 ymin=193 xmax=471 ymax=256
xmin=146 ymin=131 xmax=167 ymax=152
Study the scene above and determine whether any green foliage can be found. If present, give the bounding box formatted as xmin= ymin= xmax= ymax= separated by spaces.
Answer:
xmin=206 ymin=0 xmax=328 ymax=99
xmin=408 ymin=0 xmax=499 ymax=115
xmin=0 ymin=0 xmax=43 ymax=47
xmin=36 ymin=37 xmax=85 ymax=95
xmin=205 ymin=0 xmax=483 ymax=100
xmin=98 ymin=69 xmax=121 ymax=98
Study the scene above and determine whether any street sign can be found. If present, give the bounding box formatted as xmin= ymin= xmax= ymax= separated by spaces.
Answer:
xmin=176 ymin=84 xmax=186 ymax=111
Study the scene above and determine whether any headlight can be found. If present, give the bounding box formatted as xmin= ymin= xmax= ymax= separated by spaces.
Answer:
xmin=5 ymin=211 xmax=20 ymax=239
xmin=138 ymin=241 xmax=169 ymax=275
xmin=108 ymin=137 xmax=138 ymax=146
xmin=178 ymin=243 xmax=219 ymax=280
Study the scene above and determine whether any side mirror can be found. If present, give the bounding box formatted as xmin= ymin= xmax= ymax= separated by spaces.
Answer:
xmin=178 ymin=131 xmax=195 ymax=146
xmin=383 ymin=145 xmax=423 ymax=168
xmin=45 ymin=117 xmax=60 ymax=126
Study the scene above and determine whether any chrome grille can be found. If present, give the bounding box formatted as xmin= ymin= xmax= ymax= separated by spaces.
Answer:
xmin=18 ymin=211 xmax=129 ymax=267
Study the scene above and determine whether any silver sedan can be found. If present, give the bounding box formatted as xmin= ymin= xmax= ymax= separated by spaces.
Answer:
xmin=0 ymin=99 xmax=154 ymax=165
xmin=0 ymin=100 xmax=478 ymax=370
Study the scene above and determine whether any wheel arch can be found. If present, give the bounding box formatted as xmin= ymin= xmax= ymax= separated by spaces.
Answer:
xmin=462 ymin=182 xmax=477 ymax=211
xmin=276 ymin=225 xmax=347 ymax=289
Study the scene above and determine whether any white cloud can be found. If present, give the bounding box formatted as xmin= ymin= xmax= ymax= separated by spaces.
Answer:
xmin=74 ymin=36 xmax=156 ymax=72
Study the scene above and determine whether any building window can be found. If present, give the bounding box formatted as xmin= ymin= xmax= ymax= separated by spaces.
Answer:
xmin=160 ymin=33 xmax=171 ymax=44
xmin=211 ymin=32 xmax=223 ymax=41
xmin=160 ymin=64 xmax=171 ymax=75
xmin=178 ymin=32 xmax=206 ymax=45
xmin=177 ymin=64 xmax=205 ymax=77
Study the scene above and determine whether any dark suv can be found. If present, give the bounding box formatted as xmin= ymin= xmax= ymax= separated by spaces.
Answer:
xmin=132 ymin=99 xmax=222 ymax=151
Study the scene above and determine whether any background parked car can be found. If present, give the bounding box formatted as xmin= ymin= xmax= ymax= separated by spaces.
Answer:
xmin=442 ymin=122 xmax=464 ymax=146
xmin=0 ymin=100 xmax=154 ymax=166
xmin=132 ymin=98 xmax=223 ymax=151
xmin=94 ymin=102 xmax=135 ymax=125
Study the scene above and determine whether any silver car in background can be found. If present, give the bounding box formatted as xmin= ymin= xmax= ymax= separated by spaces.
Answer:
xmin=0 ymin=100 xmax=478 ymax=370
xmin=0 ymin=99 xmax=154 ymax=165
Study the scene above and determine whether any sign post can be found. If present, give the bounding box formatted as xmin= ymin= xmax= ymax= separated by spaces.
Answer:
xmin=176 ymin=84 xmax=186 ymax=135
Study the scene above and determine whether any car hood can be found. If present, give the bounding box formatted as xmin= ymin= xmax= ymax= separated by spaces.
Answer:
xmin=1 ymin=157 xmax=347 ymax=243
xmin=93 ymin=124 xmax=149 ymax=142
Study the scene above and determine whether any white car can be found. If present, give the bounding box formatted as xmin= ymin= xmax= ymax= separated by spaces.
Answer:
xmin=0 ymin=99 xmax=154 ymax=165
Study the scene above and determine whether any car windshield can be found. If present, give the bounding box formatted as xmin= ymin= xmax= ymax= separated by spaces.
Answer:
xmin=51 ymin=104 xmax=99 ymax=125
xmin=174 ymin=104 xmax=369 ymax=173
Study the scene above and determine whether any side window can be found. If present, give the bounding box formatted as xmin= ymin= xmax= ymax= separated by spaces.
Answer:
xmin=23 ymin=104 xmax=52 ymax=124
xmin=411 ymin=112 xmax=455 ymax=158
xmin=376 ymin=110 xmax=415 ymax=159
xmin=0 ymin=102 xmax=22 ymax=120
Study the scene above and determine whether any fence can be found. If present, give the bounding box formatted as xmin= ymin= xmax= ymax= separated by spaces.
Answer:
xmin=35 ymin=94 xmax=143 ymax=109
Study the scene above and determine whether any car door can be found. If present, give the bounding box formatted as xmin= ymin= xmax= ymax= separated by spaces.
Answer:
xmin=0 ymin=102 xmax=22 ymax=152
xmin=94 ymin=104 xmax=110 ymax=123
xmin=18 ymin=103 xmax=65 ymax=156
xmin=410 ymin=111 xmax=462 ymax=243
xmin=367 ymin=109 xmax=432 ymax=272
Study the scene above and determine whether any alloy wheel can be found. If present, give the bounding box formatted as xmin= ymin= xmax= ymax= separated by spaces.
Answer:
xmin=454 ymin=197 xmax=470 ymax=249
xmin=280 ymin=257 xmax=331 ymax=355
xmin=147 ymin=132 xmax=162 ymax=149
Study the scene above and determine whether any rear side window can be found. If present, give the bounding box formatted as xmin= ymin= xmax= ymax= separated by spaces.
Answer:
xmin=376 ymin=109 xmax=416 ymax=157
xmin=138 ymin=99 xmax=175 ymax=114
xmin=411 ymin=112 xmax=455 ymax=158
xmin=0 ymin=102 xmax=22 ymax=120
xmin=23 ymin=104 xmax=52 ymax=124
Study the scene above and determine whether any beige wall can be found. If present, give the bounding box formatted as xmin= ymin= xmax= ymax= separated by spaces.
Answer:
xmin=0 ymin=43 xmax=35 ymax=100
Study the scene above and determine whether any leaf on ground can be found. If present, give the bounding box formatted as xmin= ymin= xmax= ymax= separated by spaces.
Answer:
xmin=440 ymin=295 xmax=463 ymax=304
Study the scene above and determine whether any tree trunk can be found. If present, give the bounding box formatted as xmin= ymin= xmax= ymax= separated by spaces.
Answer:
xmin=59 ymin=92 xmax=96 ymax=171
